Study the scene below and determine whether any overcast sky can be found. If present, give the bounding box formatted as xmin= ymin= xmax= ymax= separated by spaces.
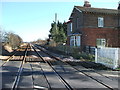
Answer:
xmin=1 ymin=0 xmax=119 ymax=42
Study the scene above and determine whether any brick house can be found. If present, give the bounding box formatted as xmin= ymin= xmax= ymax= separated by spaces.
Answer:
xmin=67 ymin=1 xmax=120 ymax=51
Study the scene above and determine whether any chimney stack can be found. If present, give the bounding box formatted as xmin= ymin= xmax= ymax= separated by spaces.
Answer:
xmin=83 ymin=0 xmax=91 ymax=7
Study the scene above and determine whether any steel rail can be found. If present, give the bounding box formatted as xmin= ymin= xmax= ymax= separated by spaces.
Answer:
xmin=78 ymin=61 xmax=113 ymax=79
xmin=32 ymin=45 xmax=73 ymax=90
xmin=11 ymin=44 xmax=29 ymax=90
xmin=35 ymin=44 xmax=115 ymax=90
xmin=0 ymin=55 xmax=14 ymax=67
xmin=0 ymin=46 xmax=23 ymax=67
xmin=30 ymin=44 xmax=52 ymax=90
xmin=29 ymin=44 xmax=51 ymax=89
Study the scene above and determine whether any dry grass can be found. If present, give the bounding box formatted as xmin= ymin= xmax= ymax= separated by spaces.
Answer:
xmin=4 ymin=44 xmax=13 ymax=52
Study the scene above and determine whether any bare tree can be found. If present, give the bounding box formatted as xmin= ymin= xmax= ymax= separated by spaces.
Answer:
xmin=7 ymin=32 xmax=23 ymax=49
xmin=0 ymin=29 xmax=23 ymax=49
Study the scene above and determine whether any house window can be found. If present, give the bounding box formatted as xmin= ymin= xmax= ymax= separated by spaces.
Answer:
xmin=70 ymin=23 xmax=72 ymax=32
xmin=98 ymin=17 xmax=104 ymax=27
xmin=96 ymin=38 xmax=106 ymax=47
xmin=70 ymin=36 xmax=81 ymax=47
xmin=76 ymin=18 xmax=79 ymax=28
xmin=76 ymin=36 xmax=81 ymax=46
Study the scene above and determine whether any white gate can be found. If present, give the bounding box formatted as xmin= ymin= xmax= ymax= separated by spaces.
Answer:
xmin=95 ymin=47 xmax=120 ymax=69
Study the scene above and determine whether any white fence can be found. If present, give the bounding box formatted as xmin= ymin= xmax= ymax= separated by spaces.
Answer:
xmin=95 ymin=47 xmax=120 ymax=69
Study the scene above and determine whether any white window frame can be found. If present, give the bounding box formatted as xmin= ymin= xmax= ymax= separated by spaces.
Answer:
xmin=76 ymin=36 xmax=81 ymax=47
xmin=70 ymin=36 xmax=81 ymax=47
xmin=70 ymin=23 xmax=72 ymax=32
xmin=96 ymin=38 xmax=106 ymax=47
xmin=98 ymin=17 xmax=104 ymax=27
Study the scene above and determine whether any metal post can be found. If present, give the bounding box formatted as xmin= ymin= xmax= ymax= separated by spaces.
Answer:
xmin=55 ymin=13 xmax=57 ymax=31
xmin=118 ymin=1 xmax=120 ymax=27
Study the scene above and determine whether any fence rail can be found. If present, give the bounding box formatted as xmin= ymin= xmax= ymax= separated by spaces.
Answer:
xmin=85 ymin=46 xmax=95 ymax=55
xmin=95 ymin=47 xmax=120 ymax=69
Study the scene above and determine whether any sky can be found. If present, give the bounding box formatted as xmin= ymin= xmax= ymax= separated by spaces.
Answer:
xmin=0 ymin=0 xmax=119 ymax=42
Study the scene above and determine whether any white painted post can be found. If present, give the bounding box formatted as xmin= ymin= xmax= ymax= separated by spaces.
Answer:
xmin=73 ymin=36 xmax=75 ymax=46
xmin=118 ymin=48 xmax=120 ymax=66
xmin=95 ymin=48 xmax=98 ymax=63
xmin=113 ymin=48 xmax=118 ymax=69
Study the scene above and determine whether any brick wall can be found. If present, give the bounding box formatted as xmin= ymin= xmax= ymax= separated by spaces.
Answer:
xmin=83 ymin=13 xmax=118 ymax=28
xmin=70 ymin=8 xmax=83 ymax=33
xmin=81 ymin=28 xmax=120 ymax=48
xmin=68 ymin=7 xmax=119 ymax=51
xmin=67 ymin=22 xmax=72 ymax=36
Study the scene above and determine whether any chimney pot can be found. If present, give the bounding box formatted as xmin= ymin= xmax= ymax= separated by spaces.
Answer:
xmin=84 ymin=0 xmax=91 ymax=7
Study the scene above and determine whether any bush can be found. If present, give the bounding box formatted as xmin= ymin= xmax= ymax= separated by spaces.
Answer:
xmin=72 ymin=52 xmax=95 ymax=61
xmin=45 ymin=44 xmax=95 ymax=61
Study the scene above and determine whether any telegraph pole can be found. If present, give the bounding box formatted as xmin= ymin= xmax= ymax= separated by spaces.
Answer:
xmin=118 ymin=1 xmax=120 ymax=47
xmin=55 ymin=13 xmax=57 ymax=30
xmin=118 ymin=1 xmax=120 ymax=27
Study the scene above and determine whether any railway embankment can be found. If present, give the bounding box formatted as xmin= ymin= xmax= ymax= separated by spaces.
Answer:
xmin=40 ymin=45 xmax=120 ymax=71
xmin=0 ymin=44 xmax=15 ymax=60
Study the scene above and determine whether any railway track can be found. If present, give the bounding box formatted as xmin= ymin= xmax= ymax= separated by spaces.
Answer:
xmin=32 ymin=45 xmax=73 ymax=90
xmin=0 ymin=55 xmax=15 ymax=67
xmin=27 ymin=44 xmax=51 ymax=89
xmin=1 ymin=44 xmax=30 ymax=89
xmin=34 ymin=44 xmax=118 ymax=90
xmin=11 ymin=44 xmax=29 ymax=90
xmin=1 ymin=43 xmax=118 ymax=89
xmin=0 ymin=45 xmax=26 ymax=67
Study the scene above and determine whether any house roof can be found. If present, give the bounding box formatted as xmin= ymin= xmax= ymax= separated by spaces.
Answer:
xmin=66 ymin=20 xmax=72 ymax=24
xmin=74 ymin=6 xmax=118 ymax=15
